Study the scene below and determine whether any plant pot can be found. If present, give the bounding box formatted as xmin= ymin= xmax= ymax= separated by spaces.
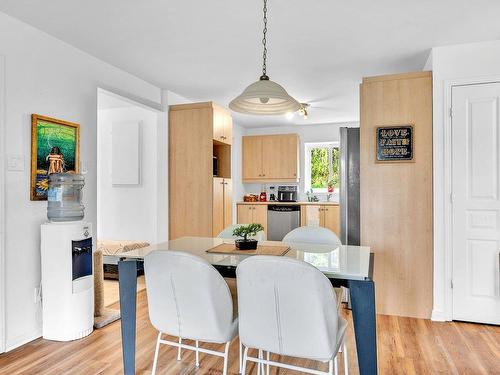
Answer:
xmin=235 ymin=239 xmax=258 ymax=250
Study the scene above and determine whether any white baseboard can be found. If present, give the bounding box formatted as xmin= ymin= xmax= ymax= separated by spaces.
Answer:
xmin=431 ymin=309 xmax=449 ymax=322
xmin=5 ymin=328 xmax=42 ymax=352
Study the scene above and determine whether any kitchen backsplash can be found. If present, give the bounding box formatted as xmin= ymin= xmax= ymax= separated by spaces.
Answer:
xmin=242 ymin=183 xmax=339 ymax=202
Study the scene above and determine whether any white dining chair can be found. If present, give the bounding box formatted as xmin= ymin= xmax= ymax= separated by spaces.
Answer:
xmin=218 ymin=224 xmax=267 ymax=241
xmin=236 ymin=256 xmax=349 ymax=375
xmin=283 ymin=226 xmax=344 ymax=309
xmin=144 ymin=251 xmax=239 ymax=375
xmin=282 ymin=226 xmax=341 ymax=247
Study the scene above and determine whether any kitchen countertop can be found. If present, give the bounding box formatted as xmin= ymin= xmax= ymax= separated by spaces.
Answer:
xmin=237 ymin=201 xmax=339 ymax=206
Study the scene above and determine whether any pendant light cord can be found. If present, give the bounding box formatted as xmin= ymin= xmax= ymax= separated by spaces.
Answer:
xmin=261 ymin=0 xmax=269 ymax=80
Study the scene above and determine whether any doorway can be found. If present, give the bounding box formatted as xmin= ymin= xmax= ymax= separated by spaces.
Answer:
xmin=96 ymin=89 xmax=164 ymax=307
xmin=451 ymin=82 xmax=500 ymax=324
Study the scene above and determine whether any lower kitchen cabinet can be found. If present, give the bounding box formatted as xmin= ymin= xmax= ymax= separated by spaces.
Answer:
xmin=301 ymin=204 xmax=340 ymax=235
xmin=237 ymin=204 xmax=267 ymax=235
xmin=323 ymin=205 xmax=340 ymax=235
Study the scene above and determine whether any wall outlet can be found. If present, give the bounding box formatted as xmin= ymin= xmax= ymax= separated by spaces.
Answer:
xmin=7 ymin=154 xmax=25 ymax=171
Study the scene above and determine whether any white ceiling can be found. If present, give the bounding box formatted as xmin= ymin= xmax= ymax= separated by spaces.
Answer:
xmin=1 ymin=0 xmax=500 ymax=127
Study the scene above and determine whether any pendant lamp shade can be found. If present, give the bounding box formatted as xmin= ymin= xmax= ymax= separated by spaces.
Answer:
xmin=229 ymin=78 xmax=301 ymax=115
xmin=229 ymin=0 xmax=301 ymax=116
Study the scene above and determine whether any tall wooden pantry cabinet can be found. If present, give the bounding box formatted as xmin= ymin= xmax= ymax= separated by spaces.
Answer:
xmin=169 ymin=102 xmax=233 ymax=239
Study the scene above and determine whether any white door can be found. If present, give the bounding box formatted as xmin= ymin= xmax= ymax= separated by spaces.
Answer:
xmin=452 ymin=82 xmax=500 ymax=325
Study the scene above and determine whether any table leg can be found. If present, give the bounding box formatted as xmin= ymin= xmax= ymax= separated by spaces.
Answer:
xmin=347 ymin=279 xmax=378 ymax=375
xmin=119 ymin=259 xmax=138 ymax=375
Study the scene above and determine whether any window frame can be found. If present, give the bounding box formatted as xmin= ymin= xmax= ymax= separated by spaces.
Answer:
xmin=304 ymin=141 xmax=340 ymax=194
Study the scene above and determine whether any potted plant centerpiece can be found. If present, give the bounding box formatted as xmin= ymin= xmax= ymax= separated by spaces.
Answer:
xmin=233 ymin=223 xmax=264 ymax=250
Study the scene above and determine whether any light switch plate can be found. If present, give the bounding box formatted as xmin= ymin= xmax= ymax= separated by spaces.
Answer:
xmin=7 ymin=154 xmax=25 ymax=171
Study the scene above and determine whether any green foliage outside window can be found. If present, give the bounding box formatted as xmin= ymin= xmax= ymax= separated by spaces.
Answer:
xmin=310 ymin=146 xmax=339 ymax=189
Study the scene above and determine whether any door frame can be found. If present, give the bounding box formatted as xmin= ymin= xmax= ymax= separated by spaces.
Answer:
xmin=96 ymin=88 xmax=167 ymax=242
xmin=442 ymin=75 xmax=500 ymax=321
xmin=0 ymin=55 xmax=6 ymax=353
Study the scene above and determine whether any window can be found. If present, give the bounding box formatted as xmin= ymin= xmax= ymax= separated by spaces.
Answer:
xmin=305 ymin=142 xmax=340 ymax=193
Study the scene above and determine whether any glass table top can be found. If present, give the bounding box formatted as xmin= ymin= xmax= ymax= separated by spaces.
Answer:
xmin=117 ymin=236 xmax=372 ymax=281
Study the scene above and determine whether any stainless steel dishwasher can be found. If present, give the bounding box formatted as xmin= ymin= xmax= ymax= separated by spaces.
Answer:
xmin=267 ymin=205 xmax=301 ymax=241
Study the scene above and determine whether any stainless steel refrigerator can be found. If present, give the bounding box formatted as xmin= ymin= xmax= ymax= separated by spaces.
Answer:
xmin=339 ymin=127 xmax=360 ymax=245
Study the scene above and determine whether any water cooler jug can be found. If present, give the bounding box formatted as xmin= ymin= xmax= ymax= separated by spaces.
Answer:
xmin=40 ymin=221 xmax=94 ymax=341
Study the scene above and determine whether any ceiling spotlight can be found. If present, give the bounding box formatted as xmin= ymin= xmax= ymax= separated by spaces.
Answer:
xmin=298 ymin=103 xmax=309 ymax=120
xmin=285 ymin=112 xmax=294 ymax=120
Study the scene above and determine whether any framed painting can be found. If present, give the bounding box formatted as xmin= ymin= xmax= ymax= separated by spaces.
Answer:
xmin=30 ymin=114 xmax=80 ymax=201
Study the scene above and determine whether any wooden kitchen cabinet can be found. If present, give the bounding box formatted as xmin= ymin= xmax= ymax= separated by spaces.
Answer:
xmin=169 ymin=102 xmax=232 ymax=239
xmin=212 ymin=177 xmax=233 ymax=236
xmin=237 ymin=204 xmax=267 ymax=235
xmin=262 ymin=135 xmax=299 ymax=179
xmin=237 ymin=204 xmax=253 ymax=225
xmin=242 ymin=136 xmax=263 ymax=180
xmin=213 ymin=104 xmax=232 ymax=145
xmin=301 ymin=204 xmax=340 ymax=236
xmin=252 ymin=205 xmax=267 ymax=234
xmin=242 ymin=134 xmax=299 ymax=182
xmin=322 ymin=205 xmax=340 ymax=235
xmin=223 ymin=179 xmax=233 ymax=229
xmin=212 ymin=178 xmax=224 ymax=236
xmin=302 ymin=205 xmax=322 ymax=227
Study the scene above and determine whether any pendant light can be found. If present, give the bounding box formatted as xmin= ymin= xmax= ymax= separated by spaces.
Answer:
xmin=229 ymin=0 xmax=301 ymax=115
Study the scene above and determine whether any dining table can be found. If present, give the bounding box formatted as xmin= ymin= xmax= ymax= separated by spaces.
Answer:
xmin=117 ymin=236 xmax=377 ymax=375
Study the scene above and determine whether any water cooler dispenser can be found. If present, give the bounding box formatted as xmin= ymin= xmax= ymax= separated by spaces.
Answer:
xmin=40 ymin=173 xmax=94 ymax=341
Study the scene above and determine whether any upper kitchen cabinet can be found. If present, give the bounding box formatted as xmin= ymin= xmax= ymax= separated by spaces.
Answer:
xmin=242 ymin=136 xmax=264 ymax=180
xmin=213 ymin=104 xmax=232 ymax=145
xmin=242 ymin=134 xmax=299 ymax=183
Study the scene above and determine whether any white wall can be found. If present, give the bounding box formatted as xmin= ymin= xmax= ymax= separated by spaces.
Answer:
xmin=429 ymin=40 xmax=500 ymax=321
xmin=97 ymin=106 xmax=159 ymax=243
xmin=0 ymin=56 xmax=6 ymax=353
xmin=0 ymin=11 xmax=163 ymax=351
xmin=241 ymin=122 xmax=359 ymax=201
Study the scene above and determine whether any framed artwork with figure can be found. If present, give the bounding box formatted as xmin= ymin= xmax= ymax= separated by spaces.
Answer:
xmin=30 ymin=114 xmax=80 ymax=201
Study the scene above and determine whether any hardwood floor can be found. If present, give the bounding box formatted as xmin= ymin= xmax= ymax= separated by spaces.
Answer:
xmin=0 ymin=290 xmax=499 ymax=375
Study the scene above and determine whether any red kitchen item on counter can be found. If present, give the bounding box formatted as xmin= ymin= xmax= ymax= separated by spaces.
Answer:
xmin=259 ymin=192 xmax=267 ymax=202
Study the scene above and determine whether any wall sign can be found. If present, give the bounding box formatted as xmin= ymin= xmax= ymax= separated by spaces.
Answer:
xmin=376 ymin=125 xmax=413 ymax=162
